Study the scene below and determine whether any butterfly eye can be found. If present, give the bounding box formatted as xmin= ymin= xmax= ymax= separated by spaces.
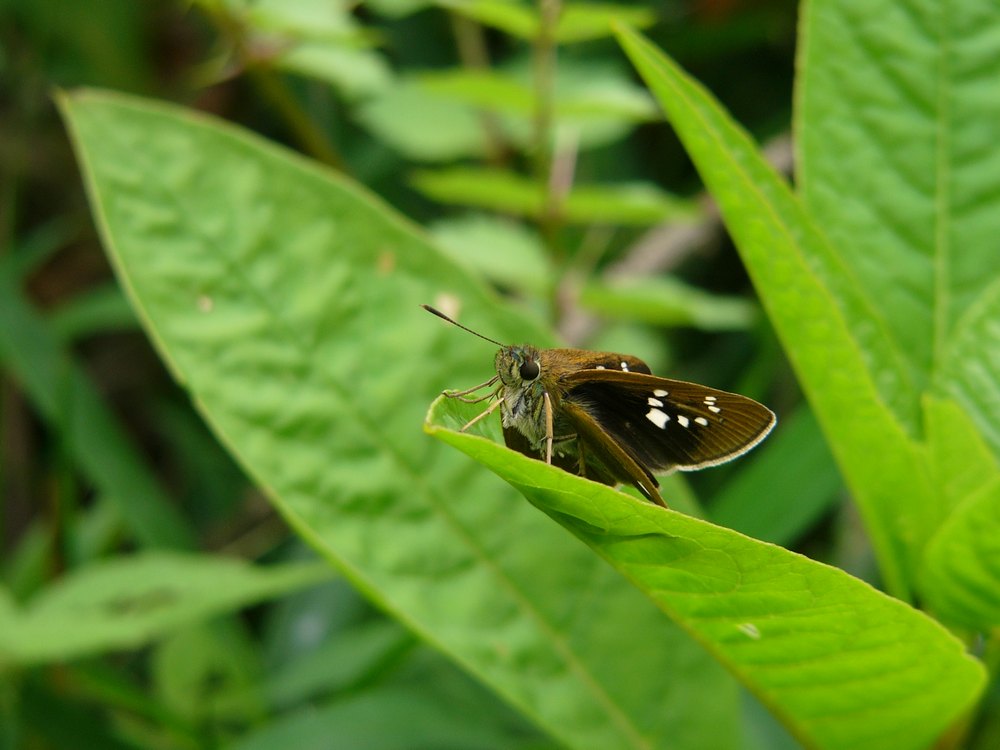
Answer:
xmin=519 ymin=360 xmax=540 ymax=381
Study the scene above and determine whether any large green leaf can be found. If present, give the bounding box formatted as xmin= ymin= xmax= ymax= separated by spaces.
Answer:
xmin=796 ymin=0 xmax=1000 ymax=452
xmin=615 ymin=26 xmax=936 ymax=598
xmin=61 ymin=89 xmax=740 ymax=750
xmin=617 ymin=6 xmax=1000 ymax=676
xmin=796 ymin=0 xmax=1000 ymax=630
xmin=425 ymin=395 xmax=984 ymax=750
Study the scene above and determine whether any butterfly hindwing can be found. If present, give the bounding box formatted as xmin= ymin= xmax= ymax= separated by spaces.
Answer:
xmin=558 ymin=399 xmax=665 ymax=505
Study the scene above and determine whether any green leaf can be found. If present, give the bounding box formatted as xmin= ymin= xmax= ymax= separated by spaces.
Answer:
xmin=360 ymin=63 xmax=659 ymax=160
xmin=580 ymin=276 xmax=757 ymax=331
xmin=152 ymin=624 xmax=264 ymax=723
xmin=262 ymin=621 xmax=412 ymax=709
xmin=797 ymin=1 xmax=1000 ymax=454
xmin=552 ymin=2 xmax=656 ymax=42
xmin=365 ymin=0 xmax=434 ymax=18
xmin=0 ymin=553 xmax=331 ymax=665
xmin=252 ymin=643 xmax=548 ymax=748
xmin=201 ymin=0 xmax=391 ymax=100
xmin=419 ymin=66 xmax=657 ymax=122
xmin=710 ymin=406 xmax=841 ymax=547
xmin=796 ymin=0 xmax=1000 ymax=628
xmin=62 ymin=89 xmax=741 ymax=750
xmin=428 ymin=214 xmax=553 ymax=296
xmin=938 ymin=286 xmax=1000 ymax=456
xmin=920 ymin=398 xmax=1000 ymax=628
xmin=0 ymin=263 xmax=193 ymax=550
xmin=563 ymin=182 xmax=699 ymax=225
xmin=356 ymin=79 xmax=490 ymax=160
xmin=615 ymin=25 xmax=936 ymax=599
xmin=425 ymin=395 xmax=985 ymax=750
xmin=240 ymin=0 xmax=361 ymax=39
xmin=412 ymin=168 xmax=542 ymax=213
xmin=230 ymin=685 xmax=536 ymax=750
xmin=48 ymin=283 xmax=137 ymax=340
xmin=419 ymin=69 xmax=535 ymax=113
xmin=278 ymin=44 xmax=392 ymax=101
xmin=412 ymin=167 xmax=697 ymax=225
xmin=921 ymin=479 xmax=1000 ymax=628
xmin=437 ymin=0 xmax=655 ymax=43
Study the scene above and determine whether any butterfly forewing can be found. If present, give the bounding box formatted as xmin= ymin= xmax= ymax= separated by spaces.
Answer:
xmin=540 ymin=349 xmax=652 ymax=376
xmin=562 ymin=370 xmax=775 ymax=473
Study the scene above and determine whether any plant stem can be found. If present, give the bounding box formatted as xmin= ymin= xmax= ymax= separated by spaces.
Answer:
xmin=533 ymin=0 xmax=563 ymax=264
xmin=448 ymin=13 xmax=506 ymax=165
xmin=247 ymin=67 xmax=347 ymax=172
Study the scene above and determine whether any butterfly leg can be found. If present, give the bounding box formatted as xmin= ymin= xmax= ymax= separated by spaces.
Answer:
xmin=444 ymin=376 xmax=500 ymax=402
xmin=459 ymin=397 xmax=502 ymax=433
xmin=551 ymin=433 xmax=576 ymax=458
xmin=451 ymin=388 xmax=499 ymax=404
xmin=543 ymin=391 xmax=554 ymax=465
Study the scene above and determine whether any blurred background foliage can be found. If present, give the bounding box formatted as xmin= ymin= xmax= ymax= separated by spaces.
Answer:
xmin=0 ymin=0 xmax=845 ymax=747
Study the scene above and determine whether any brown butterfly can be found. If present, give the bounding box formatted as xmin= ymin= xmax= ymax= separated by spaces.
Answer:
xmin=425 ymin=305 xmax=775 ymax=507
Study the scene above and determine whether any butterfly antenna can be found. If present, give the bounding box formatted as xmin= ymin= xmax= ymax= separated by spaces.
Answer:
xmin=421 ymin=304 xmax=505 ymax=347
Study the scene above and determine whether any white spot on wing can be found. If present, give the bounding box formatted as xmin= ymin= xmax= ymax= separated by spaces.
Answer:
xmin=620 ymin=361 xmax=629 ymax=371
xmin=704 ymin=396 xmax=717 ymax=403
xmin=694 ymin=417 xmax=708 ymax=426
xmin=596 ymin=365 xmax=606 ymax=370
xmin=646 ymin=409 xmax=669 ymax=429
xmin=677 ymin=415 xmax=690 ymax=428
xmin=708 ymin=405 xmax=722 ymax=413
xmin=653 ymin=389 xmax=669 ymax=398
xmin=647 ymin=397 xmax=664 ymax=407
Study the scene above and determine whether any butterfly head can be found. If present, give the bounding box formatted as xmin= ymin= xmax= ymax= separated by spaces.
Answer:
xmin=495 ymin=345 xmax=542 ymax=390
